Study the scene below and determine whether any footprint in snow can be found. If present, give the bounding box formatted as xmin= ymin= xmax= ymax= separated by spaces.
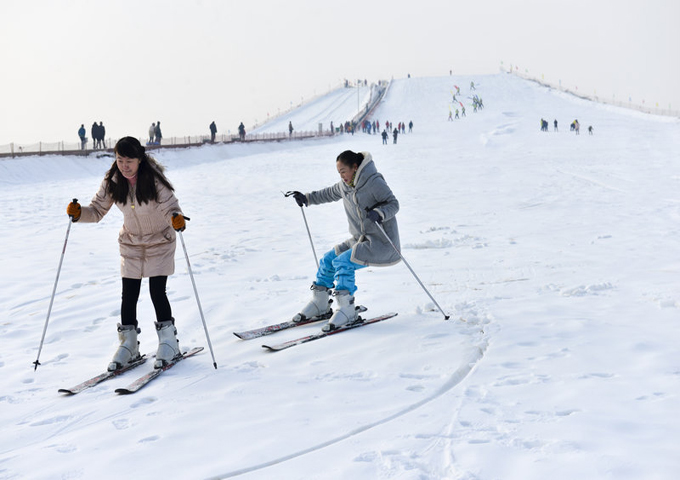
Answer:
xmin=130 ymin=397 xmax=157 ymax=408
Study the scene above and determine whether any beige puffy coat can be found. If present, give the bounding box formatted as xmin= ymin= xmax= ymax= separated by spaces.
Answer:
xmin=79 ymin=175 xmax=182 ymax=279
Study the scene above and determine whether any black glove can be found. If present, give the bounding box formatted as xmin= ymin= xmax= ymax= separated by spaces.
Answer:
xmin=366 ymin=209 xmax=381 ymax=223
xmin=285 ymin=191 xmax=308 ymax=207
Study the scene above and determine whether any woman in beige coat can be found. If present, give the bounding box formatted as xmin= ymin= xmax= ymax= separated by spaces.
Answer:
xmin=67 ymin=136 xmax=187 ymax=371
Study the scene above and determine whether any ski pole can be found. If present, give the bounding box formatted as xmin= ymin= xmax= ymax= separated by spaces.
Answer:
xmin=33 ymin=198 xmax=77 ymax=371
xmin=373 ymin=220 xmax=450 ymax=320
xmin=175 ymin=214 xmax=218 ymax=369
xmin=284 ymin=191 xmax=319 ymax=269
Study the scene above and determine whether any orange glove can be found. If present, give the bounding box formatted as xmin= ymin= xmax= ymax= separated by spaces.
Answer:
xmin=172 ymin=213 xmax=187 ymax=232
xmin=66 ymin=200 xmax=81 ymax=222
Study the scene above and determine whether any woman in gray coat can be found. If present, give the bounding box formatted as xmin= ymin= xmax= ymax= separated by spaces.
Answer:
xmin=290 ymin=150 xmax=400 ymax=331
xmin=66 ymin=137 xmax=188 ymax=371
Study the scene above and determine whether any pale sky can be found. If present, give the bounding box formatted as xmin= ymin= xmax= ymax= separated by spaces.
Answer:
xmin=1 ymin=0 xmax=678 ymax=145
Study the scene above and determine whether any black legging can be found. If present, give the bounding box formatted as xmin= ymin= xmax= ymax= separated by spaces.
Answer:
xmin=121 ymin=276 xmax=172 ymax=326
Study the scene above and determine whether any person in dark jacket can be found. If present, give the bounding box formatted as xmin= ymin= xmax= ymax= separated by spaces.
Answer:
xmin=209 ymin=121 xmax=217 ymax=143
xmin=289 ymin=150 xmax=400 ymax=332
xmin=91 ymin=122 xmax=99 ymax=149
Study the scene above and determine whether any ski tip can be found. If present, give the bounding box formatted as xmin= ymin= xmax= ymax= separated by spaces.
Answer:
xmin=57 ymin=389 xmax=75 ymax=395
xmin=115 ymin=388 xmax=133 ymax=395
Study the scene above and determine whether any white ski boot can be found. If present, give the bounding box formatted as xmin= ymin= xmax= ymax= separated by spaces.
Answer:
xmin=154 ymin=319 xmax=181 ymax=369
xmin=108 ymin=323 xmax=142 ymax=372
xmin=293 ymin=283 xmax=332 ymax=322
xmin=322 ymin=290 xmax=358 ymax=332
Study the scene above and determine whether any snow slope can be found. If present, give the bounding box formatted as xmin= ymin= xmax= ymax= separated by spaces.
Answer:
xmin=251 ymin=84 xmax=373 ymax=133
xmin=1 ymin=73 xmax=679 ymax=480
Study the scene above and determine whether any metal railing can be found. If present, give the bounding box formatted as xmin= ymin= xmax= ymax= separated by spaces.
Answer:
xmin=0 ymin=130 xmax=333 ymax=158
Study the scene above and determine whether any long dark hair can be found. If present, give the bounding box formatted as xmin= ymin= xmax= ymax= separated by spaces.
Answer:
xmin=105 ymin=136 xmax=174 ymax=205
xmin=336 ymin=150 xmax=364 ymax=168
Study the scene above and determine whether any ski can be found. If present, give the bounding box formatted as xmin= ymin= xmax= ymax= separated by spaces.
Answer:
xmin=58 ymin=355 xmax=149 ymax=395
xmin=115 ymin=347 xmax=204 ymax=395
xmin=262 ymin=313 xmax=397 ymax=352
xmin=234 ymin=306 xmax=367 ymax=340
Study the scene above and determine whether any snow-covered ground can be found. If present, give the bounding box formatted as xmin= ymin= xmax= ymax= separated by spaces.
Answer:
xmin=1 ymin=73 xmax=679 ymax=480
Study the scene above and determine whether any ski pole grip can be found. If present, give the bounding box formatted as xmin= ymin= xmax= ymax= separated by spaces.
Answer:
xmin=173 ymin=213 xmax=191 ymax=221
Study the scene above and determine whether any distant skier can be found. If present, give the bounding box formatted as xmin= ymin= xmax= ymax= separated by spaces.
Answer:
xmin=393 ymin=127 xmax=398 ymax=144
xmin=289 ymin=121 xmax=294 ymax=137
xmin=408 ymin=120 xmax=413 ymax=132
xmin=574 ymin=119 xmax=580 ymax=135
xmin=149 ymin=123 xmax=156 ymax=144
xmin=238 ymin=122 xmax=246 ymax=141
xmin=287 ymin=150 xmax=401 ymax=332
xmin=209 ymin=121 xmax=217 ymax=143
xmin=588 ymin=125 xmax=594 ymax=135
xmin=382 ymin=129 xmax=388 ymax=144
xmin=554 ymin=119 xmax=558 ymax=132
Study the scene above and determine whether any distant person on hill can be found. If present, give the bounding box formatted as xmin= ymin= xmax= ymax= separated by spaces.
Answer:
xmin=155 ymin=122 xmax=163 ymax=144
xmin=588 ymin=125 xmax=594 ymax=135
xmin=65 ymin=136 xmax=188 ymax=372
xmin=289 ymin=121 xmax=294 ymax=137
xmin=238 ymin=122 xmax=246 ymax=141
xmin=78 ymin=124 xmax=87 ymax=150
xmin=554 ymin=119 xmax=558 ymax=132
xmin=149 ymin=123 xmax=156 ymax=144
xmin=574 ymin=119 xmax=580 ymax=135
xmin=408 ymin=120 xmax=413 ymax=132
xmin=98 ymin=122 xmax=106 ymax=149
xmin=382 ymin=129 xmax=388 ymax=144
xmin=448 ymin=110 xmax=453 ymax=121
xmin=210 ymin=121 xmax=217 ymax=143
xmin=91 ymin=122 xmax=99 ymax=149
xmin=392 ymin=127 xmax=399 ymax=144
xmin=287 ymin=150 xmax=400 ymax=332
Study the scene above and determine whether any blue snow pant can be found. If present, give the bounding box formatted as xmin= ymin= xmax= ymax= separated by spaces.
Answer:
xmin=314 ymin=249 xmax=366 ymax=295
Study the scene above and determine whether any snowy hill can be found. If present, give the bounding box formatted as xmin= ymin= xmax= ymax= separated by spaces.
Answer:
xmin=1 ymin=73 xmax=679 ymax=480
xmin=251 ymin=83 xmax=373 ymax=134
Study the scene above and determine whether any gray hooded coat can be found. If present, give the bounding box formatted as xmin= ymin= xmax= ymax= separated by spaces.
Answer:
xmin=306 ymin=152 xmax=401 ymax=267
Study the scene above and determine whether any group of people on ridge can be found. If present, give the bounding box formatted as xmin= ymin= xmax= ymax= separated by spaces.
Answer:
xmin=77 ymin=122 xmax=106 ymax=150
